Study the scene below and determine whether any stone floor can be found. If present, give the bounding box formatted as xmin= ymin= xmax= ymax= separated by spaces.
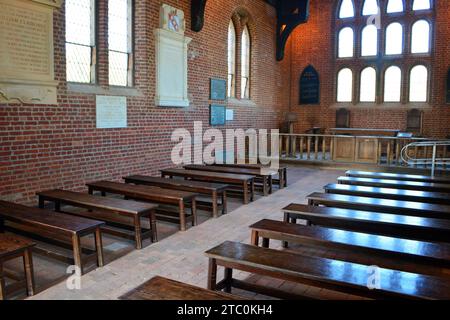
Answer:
xmin=6 ymin=166 xmax=370 ymax=300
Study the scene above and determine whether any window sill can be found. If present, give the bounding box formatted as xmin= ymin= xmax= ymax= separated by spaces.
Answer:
xmin=227 ymin=98 xmax=257 ymax=108
xmin=67 ymin=83 xmax=143 ymax=97
xmin=330 ymin=102 xmax=432 ymax=109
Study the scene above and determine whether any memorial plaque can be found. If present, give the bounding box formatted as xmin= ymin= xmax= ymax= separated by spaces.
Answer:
xmin=226 ymin=109 xmax=234 ymax=121
xmin=447 ymin=68 xmax=450 ymax=104
xmin=210 ymin=105 xmax=226 ymax=126
xmin=299 ymin=65 xmax=320 ymax=105
xmin=210 ymin=78 xmax=227 ymax=101
xmin=96 ymin=96 xmax=128 ymax=129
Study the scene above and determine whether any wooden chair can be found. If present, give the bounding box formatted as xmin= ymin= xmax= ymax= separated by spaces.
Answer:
xmin=336 ymin=108 xmax=350 ymax=129
xmin=406 ymin=109 xmax=423 ymax=136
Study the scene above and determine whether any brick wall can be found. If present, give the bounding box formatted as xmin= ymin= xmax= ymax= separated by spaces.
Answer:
xmin=0 ymin=0 xmax=290 ymax=204
xmin=287 ymin=0 xmax=450 ymax=137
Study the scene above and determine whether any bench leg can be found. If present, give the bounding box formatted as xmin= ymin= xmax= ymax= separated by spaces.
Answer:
xmin=224 ymin=268 xmax=233 ymax=293
xmin=284 ymin=168 xmax=287 ymax=187
xmin=0 ymin=218 xmax=4 ymax=233
xmin=149 ymin=210 xmax=158 ymax=242
xmin=134 ymin=216 xmax=143 ymax=249
xmin=251 ymin=230 xmax=259 ymax=246
xmin=212 ymin=191 xmax=218 ymax=218
xmin=191 ymin=199 xmax=197 ymax=227
xmin=262 ymin=238 xmax=270 ymax=248
xmin=263 ymin=176 xmax=268 ymax=196
xmin=207 ymin=258 xmax=218 ymax=290
xmin=282 ymin=213 xmax=289 ymax=248
xmin=222 ymin=191 xmax=228 ymax=215
xmin=243 ymin=182 xmax=249 ymax=204
xmin=179 ymin=201 xmax=186 ymax=232
xmin=23 ymin=248 xmax=35 ymax=296
xmin=250 ymin=179 xmax=255 ymax=202
xmin=71 ymin=234 xmax=84 ymax=275
xmin=269 ymin=177 xmax=273 ymax=194
xmin=0 ymin=263 xmax=5 ymax=300
xmin=94 ymin=228 xmax=104 ymax=267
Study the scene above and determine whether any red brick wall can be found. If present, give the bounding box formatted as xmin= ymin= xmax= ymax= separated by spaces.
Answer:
xmin=0 ymin=0 xmax=290 ymax=203
xmin=287 ymin=0 xmax=450 ymax=137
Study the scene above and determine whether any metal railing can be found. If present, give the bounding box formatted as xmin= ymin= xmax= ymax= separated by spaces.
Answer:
xmin=401 ymin=140 xmax=450 ymax=176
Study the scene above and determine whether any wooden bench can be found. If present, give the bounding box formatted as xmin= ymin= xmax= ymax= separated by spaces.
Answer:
xmin=0 ymin=200 xmax=104 ymax=275
xmin=213 ymin=163 xmax=288 ymax=189
xmin=123 ymin=175 xmax=228 ymax=218
xmin=249 ymin=219 xmax=450 ymax=278
xmin=161 ymin=168 xmax=255 ymax=204
xmin=282 ymin=204 xmax=450 ymax=243
xmin=307 ymin=192 xmax=450 ymax=220
xmin=346 ymin=170 xmax=450 ymax=184
xmin=338 ymin=176 xmax=450 ymax=193
xmin=86 ymin=181 xmax=197 ymax=231
xmin=36 ymin=190 xmax=157 ymax=249
xmin=119 ymin=276 xmax=242 ymax=300
xmin=324 ymin=184 xmax=450 ymax=205
xmin=0 ymin=234 xmax=36 ymax=300
xmin=206 ymin=241 xmax=450 ymax=300
xmin=185 ymin=164 xmax=274 ymax=196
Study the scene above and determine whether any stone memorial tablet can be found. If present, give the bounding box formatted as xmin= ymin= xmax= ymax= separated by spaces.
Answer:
xmin=299 ymin=65 xmax=320 ymax=105
xmin=210 ymin=78 xmax=227 ymax=101
xmin=210 ymin=105 xmax=226 ymax=126
xmin=96 ymin=96 xmax=128 ymax=129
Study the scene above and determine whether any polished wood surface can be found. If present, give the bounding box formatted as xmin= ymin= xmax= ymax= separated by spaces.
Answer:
xmin=119 ymin=276 xmax=242 ymax=300
xmin=282 ymin=204 xmax=450 ymax=242
xmin=307 ymin=192 xmax=450 ymax=220
xmin=346 ymin=171 xmax=450 ymax=184
xmin=330 ymin=128 xmax=400 ymax=136
xmin=87 ymin=181 xmax=197 ymax=231
xmin=206 ymin=241 xmax=450 ymax=300
xmin=123 ymin=175 xmax=228 ymax=217
xmin=0 ymin=234 xmax=36 ymax=300
xmin=324 ymin=184 xmax=450 ymax=205
xmin=338 ymin=176 xmax=450 ymax=193
xmin=250 ymin=219 xmax=450 ymax=278
xmin=161 ymin=168 xmax=255 ymax=204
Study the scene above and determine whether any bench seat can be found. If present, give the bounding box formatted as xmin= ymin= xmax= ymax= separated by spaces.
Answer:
xmin=338 ymin=177 xmax=450 ymax=193
xmin=346 ymin=170 xmax=450 ymax=184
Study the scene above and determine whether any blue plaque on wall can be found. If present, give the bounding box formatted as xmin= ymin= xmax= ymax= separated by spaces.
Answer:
xmin=447 ymin=68 xmax=450 ymax=104
xmin=210 ymin=105 xmax=226 ymax=126
xmin=299 ymin=65 xmax=320 ymax=105
xmin=210 ymin=78 xmax=227 ymax=101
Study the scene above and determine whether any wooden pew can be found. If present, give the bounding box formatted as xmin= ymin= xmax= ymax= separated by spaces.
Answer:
xmin=119 ymin=276 xmax=243 ymax=300
xmin=307 ymin=192 xmax=450 ymax=220
xmin=86 ymin=181 xmax=197 ymax=231
xmin=161 ymin=168 xmax=255 ymax=204
xmin=249 ymin=219 xmax=450 ymax=278
xmin=212 ymin=163 xmax=288 ymax=189
xmin=282 ymin=204 xmax=450 ymax=243
xmin=36 ymin=190 xmax=157 ymax=249
xmin=0 ymin=234 xmax=36 ymax=299
xmin=0 ymin=201 xmax=104 ymax=275
xmin=206 ymin=241 xmax=450 ymax=300
xmin=123 ymin=175 xmax=228 ymax=218
xmin=338 ymin=176 xmax=450 ymax=193
xmin=185 ymin=164 xmax=275 ymax=196
xmin=324 ymin=184 xmax=450 ymax=205
xmin=346 ymin=170 xmax=450 ymax=184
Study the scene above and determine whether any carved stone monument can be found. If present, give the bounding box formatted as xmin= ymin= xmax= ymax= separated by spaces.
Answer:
xmin=0 ymin=0 xmax=61 ymax=104
xmin=154 ymin=4 xmax=192 ymax=107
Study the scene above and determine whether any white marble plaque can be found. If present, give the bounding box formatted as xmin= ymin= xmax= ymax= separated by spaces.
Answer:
xmin=96 ymin=96 xmax=127 ymax=129
xmin=226 ymin=109 xmax=234 ymax=121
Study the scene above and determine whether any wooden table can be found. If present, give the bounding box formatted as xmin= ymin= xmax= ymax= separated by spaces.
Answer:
xmin=346 ymin=170 xmax=450 ymax=184
xmin=185 ymin=165 xmax=275 ymax=196
xmin=0 ymin=200 xmax=105 ymax=275
xmin=37 ymin=190 xmax=157 ymax=249
xmin=87 ymin=181 xmax=198 ymax=231
xmin=161 ymin=168 xmax=255 ymax=204
xmin=124 ymin=175 xmax=228 ymax=218
xmin=282 ymin=204 xmax=450 ymax=243
xmin=206 ymin=241 xmax=450 ymax=300
xmin=0 ymin=234 xmax=36 ymax=300
xmin=119 ymin=276 xmax=243 ymax=300
xmin=338 ymin=177 xmax=450 ymax=193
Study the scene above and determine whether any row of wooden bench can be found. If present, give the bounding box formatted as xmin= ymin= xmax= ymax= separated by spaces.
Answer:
xmin=116 ymin=170 xmax=450 ymax=300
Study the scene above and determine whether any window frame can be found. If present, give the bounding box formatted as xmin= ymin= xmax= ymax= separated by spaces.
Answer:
xmin=240 ymin=25 xmax=251 ymax=100
xmin=408 ymin=64 xmax=430 ymax=102
xmin=227 ymin=20 xmax=237 ymax=98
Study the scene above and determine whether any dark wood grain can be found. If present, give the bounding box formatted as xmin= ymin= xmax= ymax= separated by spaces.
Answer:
xmin=307 ymin=192 xmax=450 ymax=220
xmin=338 ymin=177 xmax=450 ymax=193
xmin=346 ymin=170 xmax=450 ymax=184
xmin=324 ymin=184 xmax=450 ymax=205
xmin=206 ymin=241 xmax=450 ymax=300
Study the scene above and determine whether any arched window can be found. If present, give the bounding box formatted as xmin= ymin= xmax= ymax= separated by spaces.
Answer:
xmin=241 ymin=26 xmax=251 ymax=99
xmin=339 ymin=0 xmax=355 ymax=18
xmin=413 ymin=0 xmax=431 ymax=11
xmin=384 ymin=66 xmax=402 ymax=102
xmin=385 ymin=23 xmax=403 ymax=55
xmin=227 ymin=21 xmax=236 ymax=98
xmin=387 ymin=0 xmax=404 ymax=13
xmin=362 ymin=0 xmax=379 ymax=16
xmin=338 ymin=27 xmax=354 ymax=58
xmin=409 ymin=65 xmax=428 ymax=102
xmin=361 ymin=25 xmax=378 ymax=56
xmin=337 ymin=68 xmax=353 ymax=102
xmin=411 ymin=20 xmax=430 ymax=53
xmin=360 ymin=67 xmax=377 ymax=102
